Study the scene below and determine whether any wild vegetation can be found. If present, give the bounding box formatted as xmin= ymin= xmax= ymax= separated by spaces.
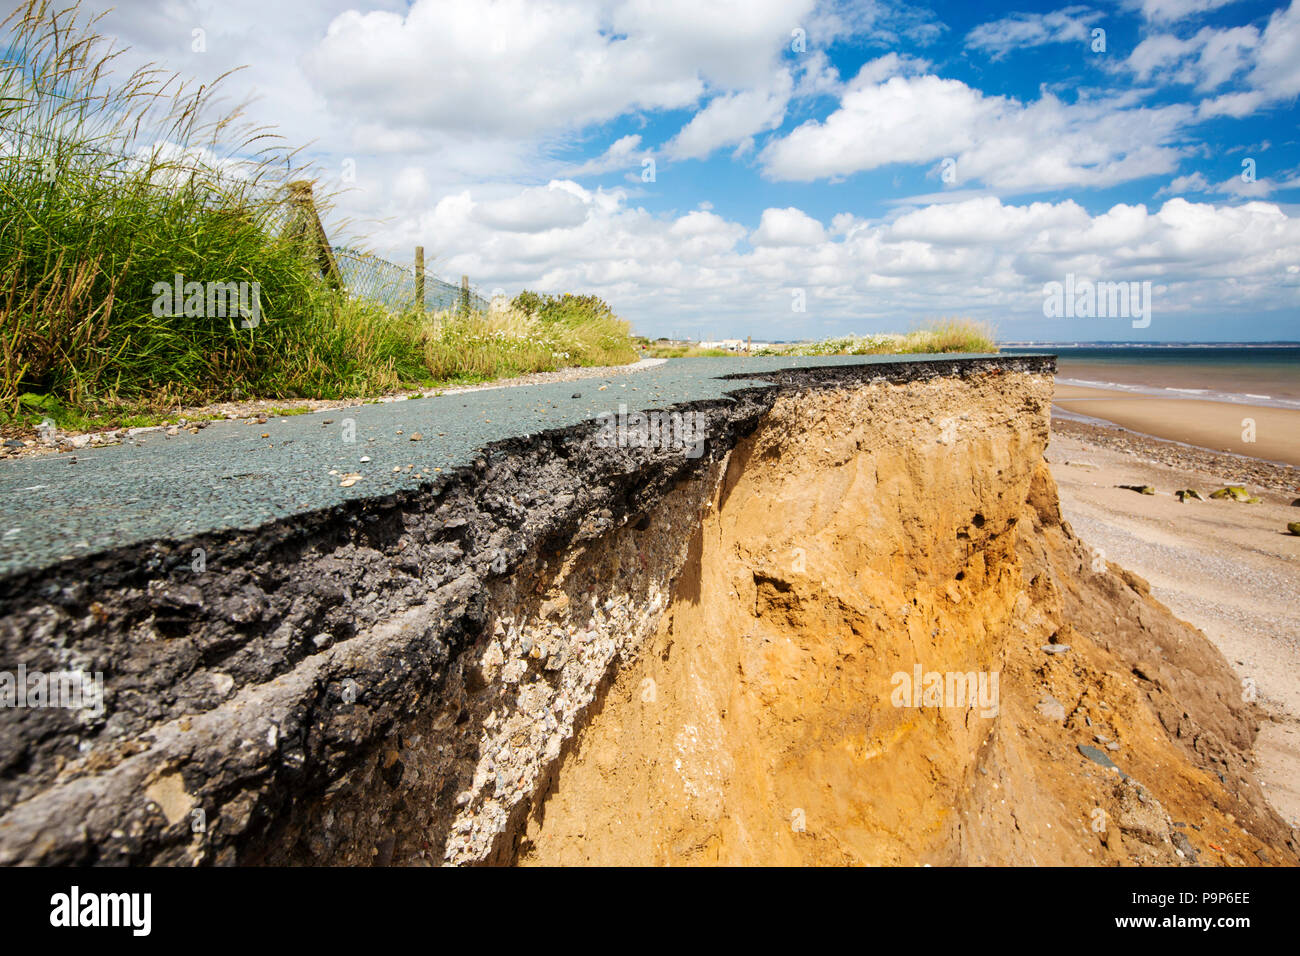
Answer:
xmin=394 ymin=293 xmax=636 ymax=394
xmin=0 ymin=1 xmax=636 ymax=433
xmin=753 ymin=319 xmax=999 ymax=357
xmin=643 ymin=342 xmax=732 ymax=358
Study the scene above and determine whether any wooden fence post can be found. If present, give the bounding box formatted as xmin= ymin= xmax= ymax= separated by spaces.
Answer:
xmin=414 ymin=246 xmax=425 ymax=311
xmin=286 ymin=181 xmax=342 ymax=291
xmin=460 ymin=274 xmax=470 ymax=313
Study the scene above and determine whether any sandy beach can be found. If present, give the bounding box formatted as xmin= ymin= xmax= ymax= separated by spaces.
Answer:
xmin=1048 ymin=399 xmax=1300 ymax=833
xmin=1055 ymin=383 xmax=1300 ymax=467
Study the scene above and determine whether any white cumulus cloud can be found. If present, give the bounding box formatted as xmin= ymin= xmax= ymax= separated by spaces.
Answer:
xmin=751 ymin=207 xmax=829 ymax=246
xmin=303 ymin=0 xmax=813 ymax=140
xmin=387 ymin=182 xmax=1300 ymax=337
xmin=664 ymin=71 xmax=793 ymax=161
xmin=760 ymin=68 xmax=1192 ymax=193
xmin=470 ymin=182 xmax=592 ymax=233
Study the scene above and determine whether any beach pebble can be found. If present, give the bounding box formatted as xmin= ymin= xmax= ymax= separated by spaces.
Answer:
xmin=1078 ymin=744 xmax=1120 ymax=772
xmin=1172 ymin=831 xmax=1199 ymax=861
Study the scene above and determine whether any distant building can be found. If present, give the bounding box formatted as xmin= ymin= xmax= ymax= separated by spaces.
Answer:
xmin=697 ymin=339 xmax=774 ymax=353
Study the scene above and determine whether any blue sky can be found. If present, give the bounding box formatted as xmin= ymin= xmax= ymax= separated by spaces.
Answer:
xmin=86 ymin=0 xmax=1300 ymax=341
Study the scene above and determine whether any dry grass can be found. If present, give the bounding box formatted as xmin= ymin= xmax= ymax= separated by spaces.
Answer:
xmin=755 ymin=319 xmax=998 ymax=357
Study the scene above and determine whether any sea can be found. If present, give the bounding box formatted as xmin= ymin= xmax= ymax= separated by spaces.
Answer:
xmin=1009 ymin=344 xmax=1300 ymax=410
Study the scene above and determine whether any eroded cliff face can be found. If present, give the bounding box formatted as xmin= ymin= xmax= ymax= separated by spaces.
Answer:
xmin=513 ymin=373 xmax=1297 ymax=867
xmin=1 ymin=358 xmax=1291 ymax=867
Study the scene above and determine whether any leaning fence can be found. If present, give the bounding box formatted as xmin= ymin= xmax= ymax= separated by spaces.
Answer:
xmin=332 ymin=245 xmax=490 ymax=314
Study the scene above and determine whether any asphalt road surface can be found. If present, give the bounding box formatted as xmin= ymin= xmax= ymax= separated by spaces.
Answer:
xmin=0 ymin=354 xmax=1007 ymax=578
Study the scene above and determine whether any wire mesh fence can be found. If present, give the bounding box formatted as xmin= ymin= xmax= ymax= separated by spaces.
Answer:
xmin=333 ymin=245 xmax=490 ymax=313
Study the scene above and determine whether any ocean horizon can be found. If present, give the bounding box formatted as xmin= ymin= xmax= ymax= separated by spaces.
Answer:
xmin=1012 ymin=344 xmax=1300 ymax=409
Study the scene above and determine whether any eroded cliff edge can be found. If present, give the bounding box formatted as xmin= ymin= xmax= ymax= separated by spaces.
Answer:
xmin=518 ymin=369 xmax=1296 ymax=865
xmin=0 ymin=356 xmax=1293 ymax=866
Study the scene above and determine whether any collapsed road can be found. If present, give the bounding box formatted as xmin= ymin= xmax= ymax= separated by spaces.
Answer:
xmin=1 ymin=353 xmax=1295 ymax=867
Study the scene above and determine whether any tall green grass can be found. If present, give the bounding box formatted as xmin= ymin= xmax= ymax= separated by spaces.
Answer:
xmin=507 ymin=291 xmax=638 ymax=367
xmin=415 ymin=294 xmax=635 ymax=384
xmin=0 ymin=0 xmax=336 ymax=412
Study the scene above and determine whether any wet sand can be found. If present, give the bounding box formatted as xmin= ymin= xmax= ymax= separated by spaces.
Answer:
xmin=1054 ymin=383 xmax=1300 ymax=467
